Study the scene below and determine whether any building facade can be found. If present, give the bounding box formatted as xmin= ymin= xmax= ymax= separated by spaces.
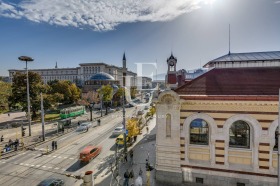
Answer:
xmin=8 ymin=55 xmax=137 ymax=87
xmin=155 ymin=67 xmax=280 ymax=186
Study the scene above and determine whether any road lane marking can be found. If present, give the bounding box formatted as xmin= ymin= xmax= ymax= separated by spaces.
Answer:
xmin=25 ymin=164 xmax=29 ymax=166
xmin=42 ymin=166 xmax=46 ymax=168
xmin=54 ymin=167 xmax=59 ymax=170
xmin=69 ymin=158 xmax=74 ymax=160
xmin=53 ymin=156 xmax=57 ymax=158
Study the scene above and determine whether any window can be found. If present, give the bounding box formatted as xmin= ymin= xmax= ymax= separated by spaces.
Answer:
xmin=166 ymin=114 xmax=171 ymax=137
xmin=190 ymin=119 xmax=209 ymax=145
xmin=196 ymin=177 xmax=203 ymax=184
xmin=90 ymin=148 xmax=97 ymax=154
xmin=274 ymin=127 xmax=278 ymax=151
xmin=229 ymin=120 xmax=250 ymax=148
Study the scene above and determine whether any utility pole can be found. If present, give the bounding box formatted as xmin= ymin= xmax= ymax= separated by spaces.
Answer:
xmin=123 ymin=87 xmax=127 ymax=153
xmin=100 ymin=94 xmax=103 ymax=117
xmin=40 ymin=93 xmax=45 ymax=141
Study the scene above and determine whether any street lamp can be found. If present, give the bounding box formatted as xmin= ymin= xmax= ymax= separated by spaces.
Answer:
xmin=18 ymin=56 xmax=34 ymax=137
xmin=89 ymin=103 xmax=94 ymax=121
xmin=122 ymin=87 xmax=127 ymax=153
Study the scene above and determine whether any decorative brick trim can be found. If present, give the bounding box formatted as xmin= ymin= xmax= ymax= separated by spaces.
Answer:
xmin=215 ymin=154 xmax=224 ymax=157
xmin=216 ymin=140 xmax=225 ymax=143
xmin=259 ymin=158 xmax=269 ymax=162
xmin=180 ymin=165 xmax=277 ymax=178
xmin=262 ymin=127 xmax=269 ymax=130
xmin=215 ymin=147 xmax=224 ymax=150
xmin=215 ymin=161 xmax=224 ymax=165
xmin=259 ymin=143 xmax=270 ymax=146
xmin=180 ymin=110 xmax=278 ymax=115
xmin=259 ymin=150 xmax=269 ymax=154
xmin=259 ymin=166 xmax=269 ymax=170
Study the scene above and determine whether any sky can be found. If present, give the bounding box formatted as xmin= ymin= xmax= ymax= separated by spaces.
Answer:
xmin=0 ymin=0 xmax=280 ymax=78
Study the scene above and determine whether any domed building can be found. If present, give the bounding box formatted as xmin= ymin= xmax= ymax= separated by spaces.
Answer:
xmin=82 ymin=72 xmax=119 ymax=92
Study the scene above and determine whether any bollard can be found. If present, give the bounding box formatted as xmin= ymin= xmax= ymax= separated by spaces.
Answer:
xmin=83 ymin=171 xmax=94 ymax=186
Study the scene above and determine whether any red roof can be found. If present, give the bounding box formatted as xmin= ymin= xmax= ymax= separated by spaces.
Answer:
xmin=175 ymin=67 xmax=280 ymax=98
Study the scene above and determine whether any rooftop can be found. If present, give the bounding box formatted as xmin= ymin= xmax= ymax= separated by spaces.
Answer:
xmin=90 ymin=72 xmax=115 ymax=81
xmin=175 ymin=67 xmax=280 ymax=98
xmin=204 ymin=51 xmax=280 ymax=67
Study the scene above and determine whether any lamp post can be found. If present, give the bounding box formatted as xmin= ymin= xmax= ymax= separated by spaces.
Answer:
xmin=122 ymin=87 xmax=127 ymax=153
xmin=18 ymin=56 xmax=34 ymax=137
xmin=100 ymin=94 xmax=103 ymax=117
xmin=89 ymin=103 xmax=93 ymax=121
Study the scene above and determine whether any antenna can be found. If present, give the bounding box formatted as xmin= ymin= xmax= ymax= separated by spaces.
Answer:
xmin=229 ymin=24 xmax=231 ymax=55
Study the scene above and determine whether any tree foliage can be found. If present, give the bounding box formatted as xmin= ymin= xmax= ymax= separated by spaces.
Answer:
xmin=78 ymin=91 xmax=99 ymax=106
xmin=47 ymin=80 xmax=81 ymax=104
xmin=98 ymin=85 xmax=113 ymax=115
xmin=0 ymin=81 xmax=11 ymax=112
xmin=9 ymin=72 xmax=46 ymax=119
xmin=126 ymin=118 xmax=140 ymax=138
xmin=130 ymin=86 xmax=137 ymax=99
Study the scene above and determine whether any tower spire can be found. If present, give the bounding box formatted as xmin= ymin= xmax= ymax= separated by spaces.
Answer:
xmin=123 ymin=52 xmax=126 ymax=61
xmin=55 ymin=61 xmax=58 ymax=68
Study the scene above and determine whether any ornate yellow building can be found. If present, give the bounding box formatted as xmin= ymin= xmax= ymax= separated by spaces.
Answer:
xmin=155 ymin=67 xmax=280 ymax=186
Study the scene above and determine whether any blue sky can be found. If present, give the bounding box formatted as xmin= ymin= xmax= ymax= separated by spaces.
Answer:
xmin=0 ymin=0 xmax=280 ymax=78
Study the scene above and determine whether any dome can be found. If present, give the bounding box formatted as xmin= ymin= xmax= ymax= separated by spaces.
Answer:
xmin=90 ymin=72 xmax=115 ymax=81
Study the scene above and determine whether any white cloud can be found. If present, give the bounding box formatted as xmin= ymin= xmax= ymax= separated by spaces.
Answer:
xmin=0 ymin=0 xmax=207 ymax=31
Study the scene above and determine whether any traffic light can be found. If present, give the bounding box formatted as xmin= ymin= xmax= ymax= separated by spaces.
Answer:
xmin=22 ymin=127 xmax=26 ymax=137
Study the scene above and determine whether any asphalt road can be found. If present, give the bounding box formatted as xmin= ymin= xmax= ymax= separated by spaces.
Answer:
xmin=0 ymin=104 xmax=148 ymax=186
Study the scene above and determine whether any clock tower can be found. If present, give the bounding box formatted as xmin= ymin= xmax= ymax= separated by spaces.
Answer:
xmin=166 ymin=53 xmax=178 ymax=89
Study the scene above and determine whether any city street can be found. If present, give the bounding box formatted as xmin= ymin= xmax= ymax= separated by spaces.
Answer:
xmin=0 ymin=105 xmax=143 ymax=186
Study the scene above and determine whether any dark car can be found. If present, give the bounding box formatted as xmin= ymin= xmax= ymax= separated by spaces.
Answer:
xmin=37 ymin=178 xmax=64 ymax=186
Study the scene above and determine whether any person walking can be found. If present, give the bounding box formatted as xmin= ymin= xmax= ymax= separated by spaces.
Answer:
xmin=51 ymin=141 xmax=55 ymax=151
xmin=54 ymin=141 xmax=57 ymax=150
xmin=124 ymin=152 xmax=128 ymax=163
xmin=123 ymin=169 xmax=130 ymax=186
xmin=130 ymin=150 xmax=134 ymax=165
xmin=129 ymin=169 xmax=134 ymax=185
xmin=146 ymin=126 xmax=149 ymax=134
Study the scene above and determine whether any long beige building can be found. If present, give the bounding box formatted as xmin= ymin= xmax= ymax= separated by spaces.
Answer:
xmin=8 ymin=55 xmax=137 ymax=87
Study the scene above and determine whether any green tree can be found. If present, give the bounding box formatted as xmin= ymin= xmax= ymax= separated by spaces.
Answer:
xmin=113 ymin=87 xmax=124 ymax=106
xmin=78 ymin=91 xmax=99 ymax=106
xmin=9 ymin=72 xmax=46 ymax=119
xmin=0 ymin=81 xmax=11 ymax=112
xmin=98 ymin=85 xmax=113 ymax=115
xmin=48 ymin=80 xmax=81 ymax=104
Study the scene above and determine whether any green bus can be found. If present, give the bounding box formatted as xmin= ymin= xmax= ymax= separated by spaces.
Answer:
xmin=60 ymin=106 xmax=85 ymax=119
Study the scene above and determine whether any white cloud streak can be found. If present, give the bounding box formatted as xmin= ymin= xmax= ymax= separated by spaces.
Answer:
xmin=0 ymin=0 xmax=206 ymax=31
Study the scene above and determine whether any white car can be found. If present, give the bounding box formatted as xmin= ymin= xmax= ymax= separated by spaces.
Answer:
xmin=112 ymin=126 xmax=123 ymax=136
xmin=76 ymin=122 xmax=93 ymax=132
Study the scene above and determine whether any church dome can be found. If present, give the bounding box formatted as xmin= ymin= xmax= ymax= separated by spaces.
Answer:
xmin=90 ymin=72 xmax=115 ymax=81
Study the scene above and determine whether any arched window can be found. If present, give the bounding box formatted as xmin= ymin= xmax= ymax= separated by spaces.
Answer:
xmin=190 ymin=119 xmax=209 ymax=145
xmin=274 ymin=127 xmax=278 ymax=151
xmin=229 ymin=120 xmax=250 ymax=148
xmin=166 ymin=114 xmax=171 ymax=137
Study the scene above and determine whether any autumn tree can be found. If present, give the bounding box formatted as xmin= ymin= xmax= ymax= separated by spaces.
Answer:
xmin=78 ymin=91 xmax=99 ymax=106
xmin=126 ymin=118 xmax=140 ymax=138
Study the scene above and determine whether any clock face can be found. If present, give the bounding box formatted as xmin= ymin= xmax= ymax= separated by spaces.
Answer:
xmin=169 ymin=61 xmax=175 ymax=66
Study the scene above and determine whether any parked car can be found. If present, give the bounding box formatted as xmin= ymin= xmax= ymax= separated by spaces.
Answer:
xmin=112 ymin=126 xmax=123 ymax=137
xmin=144 ymin=106 xmax=149 ymax=110
xmin=37 ymin=178 xmax=64 ymax=186
xmin=79 ymin=146 xmax=102 ymax=164
xmin=108 ymin=108 xmax=115 ymax=113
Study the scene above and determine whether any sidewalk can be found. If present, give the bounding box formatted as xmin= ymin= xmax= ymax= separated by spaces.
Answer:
xmin=95 ymin=115 xmax=157 ymax=186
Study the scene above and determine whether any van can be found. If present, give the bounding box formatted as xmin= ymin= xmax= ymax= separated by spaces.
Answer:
xmin=116 ymin=134 xmax=129 ymax=146
xmin=79 ymin=146 xmax=102 ymax=164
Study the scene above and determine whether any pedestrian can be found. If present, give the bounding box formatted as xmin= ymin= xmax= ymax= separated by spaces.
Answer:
xmin=146 ymin=126 xmax=149 ymax=134
xmin=51 ymin=141 xmax=55 ymax=151
xmin=124 ymin=152 xmax=128 ymax=163
xmin=78 ymin=121 xmax=80 ymax=126
xmin=133 ymin=135 xmax=137 ymax=142
xmin=129 ymin=169 xmax=134 ymax=185
xmin=8 ymin=113 xmax=10 ymax=117
xmin=54 ymin=141 xmax=57 ymax=150
xmin=123 ymin=169 xmax=130 ymax=186
xmin=139 ymin=168 xmax=143 ymax=177
xmin=130 ymin=150 xmax=134 ymax=165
